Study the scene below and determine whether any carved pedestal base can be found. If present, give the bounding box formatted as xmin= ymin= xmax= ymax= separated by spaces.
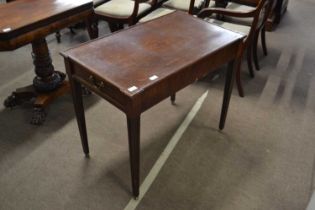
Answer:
xmin=4 ymin=81 xmax=70 ymax=125
xmin=3 ymin=38 xmax=69 ymax=125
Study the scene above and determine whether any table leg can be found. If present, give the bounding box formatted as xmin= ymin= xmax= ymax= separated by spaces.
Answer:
xmin=69 ymin=78 xmax=89 ymax=156
xmin=219 ymin=60 xmax=236 ymax=130
xmin=127 ymin=116 xmax=140 ymax=199
xmin=56 ymin=31 xmax=61 ymax=43
xmin=3 ymin=38 xmax=67 ymax=125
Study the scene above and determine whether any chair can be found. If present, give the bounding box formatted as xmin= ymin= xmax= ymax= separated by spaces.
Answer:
xmin=198 ymin=0 xmax=270 ymax=97
xmin=94 ymin=0 xmax=156 ymax=33
xmin=206 ymin=0 xmax=274 ymax=70
xmin=224 ymin=0 xmax=274 ymax=71
xmin=163 ymin=0 xmax=206 ymax=14
xmin=138 ymin=0 xmax=203 ymax=32
xmin=139 ymin=0 xmax=204 ymax=25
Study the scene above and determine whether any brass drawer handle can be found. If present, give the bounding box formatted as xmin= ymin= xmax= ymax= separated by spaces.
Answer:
xmin=89 ymin=75 xmax=105 ymax=89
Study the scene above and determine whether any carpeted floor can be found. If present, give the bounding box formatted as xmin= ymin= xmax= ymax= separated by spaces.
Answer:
xmin=0 ymin=0 xmax=315 ymax=209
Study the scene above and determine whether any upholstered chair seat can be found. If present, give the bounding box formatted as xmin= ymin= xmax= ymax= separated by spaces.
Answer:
xmin=227 ymin=2 xmax=255 ymax=12
xmin=225 ymin=2 xmax=255 ymax=26
xmin=205 ymin=18 xmax=251 ymax=35
xmin=163 ymin=0 xmax=204 ymax=12
xmin=139 ymin=7 xmax=175 ymax=23
xmin=95 ymin=0 xmax=152 ymax=18
xmin=206 ymin=1 xmax=216 ymax=8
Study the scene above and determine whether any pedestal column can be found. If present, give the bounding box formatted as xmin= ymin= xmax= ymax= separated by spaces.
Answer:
xmin=32 ymin=38 xmax=65 ymax=92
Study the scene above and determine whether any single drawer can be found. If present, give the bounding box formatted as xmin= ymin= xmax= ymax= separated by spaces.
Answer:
xmin=70 ymin=62 xmax=131 ymax=112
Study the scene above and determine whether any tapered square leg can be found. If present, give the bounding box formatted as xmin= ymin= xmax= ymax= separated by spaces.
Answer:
xmin=69 ymin=76 xmax=89 ymax=156
xmin=219 ymin=60 xmax=236 ymax=130
xmin=127 ymin=116 xmax=140 ymax=198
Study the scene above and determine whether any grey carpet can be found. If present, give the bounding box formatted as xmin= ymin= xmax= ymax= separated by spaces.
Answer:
xmin=0 ymin=0 xmax=315 ymax=209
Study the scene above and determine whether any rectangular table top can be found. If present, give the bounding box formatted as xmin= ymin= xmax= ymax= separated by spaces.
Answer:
xmin=63 ymin=12 xmax=243 ymax=98
xmin=0 ymin=0 xmax=92 ymax=39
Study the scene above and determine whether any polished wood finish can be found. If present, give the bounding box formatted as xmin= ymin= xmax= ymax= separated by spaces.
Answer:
xmin=62 ymin=11 xmax=243 ymax=198
xmin=64 ymin=60 xmax=90 ymax=155
xmin=0 ymin=0 xmax=96 ymax=124
xmin=127 ymin=116 xmax=140 ymax=197
xmin=0 ymin=0 xmax=95 ymax=50
xmin=219 ymin=60 xmax=236 ymax=130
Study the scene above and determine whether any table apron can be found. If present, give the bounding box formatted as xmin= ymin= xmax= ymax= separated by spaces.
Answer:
xmin=67 ymin=40 xmax=240 ymax=117
xmin=139 ymin=41 xmax=240 ymax=113
xmin=68 ymin=60 xmax=133 ymax=114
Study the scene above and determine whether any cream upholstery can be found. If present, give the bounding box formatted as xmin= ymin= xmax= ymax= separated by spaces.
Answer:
xmin=139 ymin=8 xmax=175 ymax=23
xmin=225 ymin=2 xmax=255 ymax=26
xmin=226 ymin=2 xmax=255 ymax=12
xmin=206 ymin=18 xmax=251 ymax=35
xmin=163 ymin=0 xmax=204 ymax=11
xmin=207 ymin=1 xmax=216 ymax=8
xmin=95 ymin=0 xmax=152 ymax=18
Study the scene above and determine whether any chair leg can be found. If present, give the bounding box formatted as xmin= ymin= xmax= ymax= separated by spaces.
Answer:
xmin=170 ymin=93 xmax=176 ymax=105
xmin=108 ymin=23 xmax=124 ymax=33
xmin=86 ymin=17 xmax=99 ymax=39
xmin=253 ymin=32 xmax=260 ymax=71
xmin=236 ymin=59 xmax=244 ymax=97
xmin=117 ymin=23 xmax=124 ymax=30
xmin=108 ymin=23 xmax=118 ymax=32
xmin=261 ymin=26 xmax=268 ymax=56
xmin=247 ymin=44 xmax=255 ymax=78
xmin=55 ymin=31 xmax=61 ymax=43
xmin=69 ymin=26 xmax=76 ymax=34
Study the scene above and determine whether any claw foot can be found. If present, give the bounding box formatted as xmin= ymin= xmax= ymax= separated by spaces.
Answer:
xmin=4 ymin=94 xmax=21 ymax=108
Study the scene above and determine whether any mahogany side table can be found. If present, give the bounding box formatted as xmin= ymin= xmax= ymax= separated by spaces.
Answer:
xmin=62 ymin=11 xmax=243 ymax=198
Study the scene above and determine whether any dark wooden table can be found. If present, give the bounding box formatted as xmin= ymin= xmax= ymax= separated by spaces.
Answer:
xmin=61 ymin=11 xmax=243 ymax=198
xmin=0 ymin=0 xmax=97 ymax=124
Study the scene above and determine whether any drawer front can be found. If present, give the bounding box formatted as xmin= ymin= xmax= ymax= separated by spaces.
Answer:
xmin=71 ymin=62 xmax=131 ymax=112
